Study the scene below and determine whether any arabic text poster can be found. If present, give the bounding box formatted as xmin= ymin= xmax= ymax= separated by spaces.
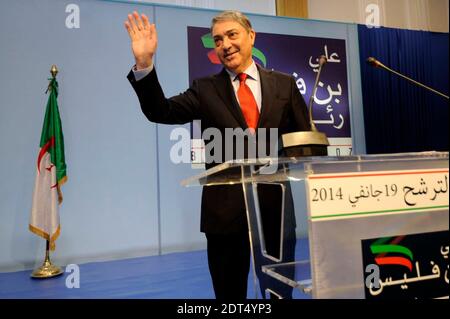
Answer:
xmin=307 ymin=169 xmax=449 ymax=220
xmin=362 ymin=231 xmax=449 ymax=299
xmin=187 ymin=27 xmax=352 ymax=166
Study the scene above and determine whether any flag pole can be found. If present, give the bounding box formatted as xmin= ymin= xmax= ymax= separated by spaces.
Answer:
xmin=31 ymin=65 xmax=64 ymax=279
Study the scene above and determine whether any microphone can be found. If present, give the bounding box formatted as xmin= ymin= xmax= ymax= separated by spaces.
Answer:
xmin=366 ymin=56 xmax=383 ymax=68
xmin=308 ymin=55 xmax=328 ymax=132
xmin=279 ymin=55 xmax=329 ymax=157
xmin=366 ymin=57 xmax=449 ymax=99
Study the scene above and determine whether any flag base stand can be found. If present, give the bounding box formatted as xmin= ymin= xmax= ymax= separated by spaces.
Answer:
xmin=31 ymin=240 xmax=63 ymax=278
xmin=31 ymin=260 xmax=63 ymax=278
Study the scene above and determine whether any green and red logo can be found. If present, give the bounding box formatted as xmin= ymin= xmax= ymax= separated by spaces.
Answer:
xmin=201 ymin=33 xmax=267 ymax=67
xmin=370 ymin=236 xmax=414 ymax=271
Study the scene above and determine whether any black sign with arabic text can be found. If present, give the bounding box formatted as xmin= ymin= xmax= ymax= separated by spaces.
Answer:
xmin=362 ymin=231 xmax=449 ymax=299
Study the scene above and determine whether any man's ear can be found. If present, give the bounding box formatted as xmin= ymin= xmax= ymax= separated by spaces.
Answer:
xmin=250 ymin=30 xmax=256 ymax=46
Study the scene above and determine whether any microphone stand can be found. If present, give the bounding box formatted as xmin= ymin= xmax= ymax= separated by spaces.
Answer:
xmin=367 ymin=57 xmax=449 ymax=100
xmin=309 ymin=55 xmax=328 ymax=131
xmin=279 ymin=55 xmax=330 ymax=157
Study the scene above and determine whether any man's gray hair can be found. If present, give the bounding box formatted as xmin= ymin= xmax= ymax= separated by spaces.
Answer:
xmin=211 ymin=10 xmax=253 ymax=33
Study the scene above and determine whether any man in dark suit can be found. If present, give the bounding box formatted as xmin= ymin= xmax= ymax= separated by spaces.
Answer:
xmin=125 ymin=10 xmax=310 ymax=299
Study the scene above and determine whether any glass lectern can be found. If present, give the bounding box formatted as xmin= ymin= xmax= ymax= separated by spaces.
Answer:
xmin=182 ymin=152 xmax=449 ymax=299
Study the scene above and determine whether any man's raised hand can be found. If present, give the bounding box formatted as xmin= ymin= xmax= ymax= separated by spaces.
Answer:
xmin=124 ymin=11 xmax=158 ymax=70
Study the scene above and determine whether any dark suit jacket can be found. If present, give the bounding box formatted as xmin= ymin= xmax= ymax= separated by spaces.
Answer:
xmin=128 ymin=65 xmax=310 ymax=234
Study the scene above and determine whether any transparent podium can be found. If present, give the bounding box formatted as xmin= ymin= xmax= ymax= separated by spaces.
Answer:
xmin=182 ymin=152 xmax=449 ymax=299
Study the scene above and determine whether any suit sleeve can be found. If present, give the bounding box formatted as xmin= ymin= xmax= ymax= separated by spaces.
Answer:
xmin=127 ymin=67 xmax=201 ymax=125
xmin=290 ymin=76 xmax=311 ymax=131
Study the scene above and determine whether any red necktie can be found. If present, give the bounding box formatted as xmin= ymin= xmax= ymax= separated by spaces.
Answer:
xmin=237 ymin=73 xmax=259 ymax=132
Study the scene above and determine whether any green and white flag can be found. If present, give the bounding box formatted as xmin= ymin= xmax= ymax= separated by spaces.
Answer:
xmin=30 ymin=78 xmax=67 ymax=250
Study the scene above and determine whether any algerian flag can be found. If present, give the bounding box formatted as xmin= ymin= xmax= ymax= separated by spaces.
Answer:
xmin=29 ymin=77 xmax=67 ymax=251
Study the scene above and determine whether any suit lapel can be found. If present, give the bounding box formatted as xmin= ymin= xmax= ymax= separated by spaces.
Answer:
xmin=213 ymin=69 xmax=248 ymax=129
xmin=257 ymin=65 xmax=277 ymax=128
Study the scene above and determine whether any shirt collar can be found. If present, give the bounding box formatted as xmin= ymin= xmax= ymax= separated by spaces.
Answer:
xmin=225 ymin=60 xmax=258 ymax=81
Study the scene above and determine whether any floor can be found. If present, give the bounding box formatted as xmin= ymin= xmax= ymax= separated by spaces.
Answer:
xmin=0 ymin=239 xmax=310 ymax=299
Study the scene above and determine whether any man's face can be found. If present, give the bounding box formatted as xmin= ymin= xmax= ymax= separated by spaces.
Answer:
xmin=212 ymin=20 xmax=255 ymax=74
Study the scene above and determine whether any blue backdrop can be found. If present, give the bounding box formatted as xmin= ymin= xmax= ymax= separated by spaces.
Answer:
xmin=0 ymin=0 xmax=365 ymax=271
xmin=358 ymin=25 xmax=449 ymax=154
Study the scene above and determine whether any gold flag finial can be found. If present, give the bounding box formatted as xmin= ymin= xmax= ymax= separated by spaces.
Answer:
xmin=50 ymin=65 xmax=58 ymax=78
